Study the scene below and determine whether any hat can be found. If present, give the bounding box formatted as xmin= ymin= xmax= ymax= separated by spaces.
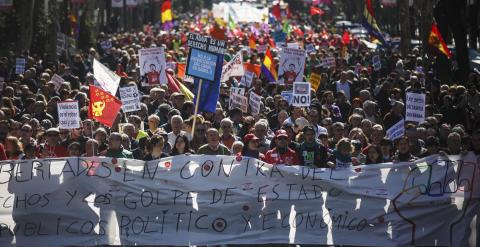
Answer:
xmin=243 ymin=133 xmax=259 ymax=143
xmin=46 ymin=128 xmax=60 ymax=134
xmin=275 ymin=129 xmax=288 ymax=138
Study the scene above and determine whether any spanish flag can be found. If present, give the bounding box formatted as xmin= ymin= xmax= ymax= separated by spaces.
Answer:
xmin=428 ymin=21 xmax=451 ymax=59
xmin=161 ymin=0 xmax=172 ymax=23
xmin=362 ymin=0 xmax=387 ymax=45
xmin=261 ymin=47 xmax=277 ymax=83
xmin=88 ymin=85 xmax=122 ymax=127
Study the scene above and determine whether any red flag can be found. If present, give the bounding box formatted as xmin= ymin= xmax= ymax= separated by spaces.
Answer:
xmin=310 ymin=6 xmax=324 ymax=16
xmin=88 ymin=85 xmax=122 ymax=127
xmin=210 ymin=24 xmax=226 ymax=41
xmin=428 ymin=21 xmax=452 ymax=58
xmin=272 ymin=4 xmax=281 ymax=20
xmin=249 ymin=34 xmax=257 ymax=49
xmin=244 ymin=63 xmax=261 ymax=77
xmin=342 ymin=30 xmax=351 ymax=45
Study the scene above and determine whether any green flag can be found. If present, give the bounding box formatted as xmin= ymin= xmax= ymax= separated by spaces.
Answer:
xmin=228 ymin=14 xmax=236 ymax=30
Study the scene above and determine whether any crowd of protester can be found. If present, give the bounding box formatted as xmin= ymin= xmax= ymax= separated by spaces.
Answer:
xmin=0 ymin=10 xmax=479 ymax=168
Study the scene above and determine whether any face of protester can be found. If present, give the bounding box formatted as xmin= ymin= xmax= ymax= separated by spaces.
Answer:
xmin=275 ymin=136 xmax=288 ymax=149
xmin=47 ymin=132 xmax=60 ymax=146
xmin=148 ymin=118 xmax=159 ymax=130
xmin=175 ymin=137 xmax=186 ymax=152
xmin=108 ymin=136 xmax=122 ymax=150
xmin=171 ymin=117 xmax=183 ymax=134
xmin=308 ymin=110 xmax=319 ymax=125
xmin=69 ymin=146 xmax=82 ymax=157
xmin=370 ymin=129 xmax=384 ymax=145
xmin=397 ymin=139 xmax=410 ymax=154
xmin=153 ymin=139 xmax=165 ymax=154
xmin=448 ymin=135 xmax=462 ymax=153
xmin=254 ymin=125 xmax=267 ymax=139
xmin=123 ymin=126 xmax=135 ymax=139
xmin=221 ymin=122 xmax=232 ymax=135
xmin=206 ymin=129 xmax=220 ymax=147
xmin=278 ymin=101 xmax=289 ymax=111
xmin=368 ymin=148 xmax=380 ymax=162
xmin=85 ymin=141 xmax=98 ymax=156
xmin=304 ymin=129 xmax=315 ymax=143
xmin=21 ymin=125 xmax=33 ymax=140
xmin=248 ymin=140 xmax=258 ymax=151
xmin=278 ymin=112 xmax=288 ymax=126
xmin=333 ymin=125 xmax=344 ymax=139
xmin=326 ymin=93 xmax=334 ymax=104
xmin=194 ymin=124 xmax=206 ymax=139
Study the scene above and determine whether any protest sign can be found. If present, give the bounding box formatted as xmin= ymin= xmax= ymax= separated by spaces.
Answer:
xmin=229 ymin=87 xmax=245 ymax=110
xmin=51 ymin=74 xmax=65 ymax=92
xmin=119 ymin=86 xmax=141 ymax=113
xmin=15 ymin=58 xmax=26 ymax=74
xmin=287 ymin=43 xmax=300 ymax=49
xmin=322 ymin=57 xmax=336 ymax=68
xmin=166 ymin=61 xmax=176 ymax=71
xmin=0 ymin=154 xmax=478 ymax=246
xmin=256 ymin=44 xmax=267 ymax=53
xmin=306 ymin=43 xmax=315 ymax=54
xmin=386 ymin=119 xmax=404 ymax=141
xmin=239 ymin=71 xmax=254 ymax=88
xmin=309 ymin=72 xmax=321 ymax=91
xmin=111 ymin=0 xmax=123 ymax=8
xmin=230 ymin=92 xmax=248 ymax=112
xmin=93 ymin=59 xmax=121 ymax=96
xmin=278 ymin=48 xmax=306 ymax=85
xmin=292 ymin=82 xmax=311 ymax=107
xmin=221 ymin=51 xmax=244 ymax=82
xmin=273 ymin=30 xmax=287 ymax=43
xmin=405 ymin=92 xmax=426 ymax=123
xmin=57 ymin=101 xmax=80 ymax=129
xmin=372 ymin=55 xmax=381 ymax=71
xmin=186 ymin=33 xmax=226 ymax=81
xmin=281 ymin=90 xmax=293 ymax=105
xmin=139 ymin=47 xmax=167 ymax=86
xmin=100 ymin=40 xmax=112 ymax=50
xmin=249 ymin=92 xmax=262 ymax=116
xmin=56 ymin=33 xmax=67 ymax=56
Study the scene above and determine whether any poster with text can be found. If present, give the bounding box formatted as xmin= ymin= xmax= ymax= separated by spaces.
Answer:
xmin=139 ymin=47 xmax=167 ymax=86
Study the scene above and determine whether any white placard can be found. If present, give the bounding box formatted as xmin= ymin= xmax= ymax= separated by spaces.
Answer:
xmin=292 ymin=82 xmax=311 ymax=107
xmin=405 ymin=92 xmax=426 ymax=123
xmin=229 ymin=87 xmax=245 ymax=110
xmin=322 ymin=56 xmax=336 ymax=68
xmin=281 ymin=90 xmax=293 ymax=105
xmin=15 ymin=58 xmax=26 ymax=74
xmin=57 ymin=101 xmax=80 ymax=129
xmin=51 ymin=74 xmax=65 ymax=92
xmin=221 ymin=52 xmax=245 ymax=82
xmin=239 ymin=71 xmax=254 ymax=88
xmin=139 ymin=47 xmax=167 ymax=86
xmin=372 ymin=55 xmax=381 ymax=71
xmin=111 ymin=0 xmax=123 ymax=8
xmin=278 ymin=47 xmax=306 ymax=85
xmin=256 ymin=44 xmax=267 ymax=53
xmin=93 ymin=59 xmax=121 ymax=96
xmin=119 ymin=86 xmax=141 ymax=113
xmin=249 ymin=92 xmax=262 ymax=116
xmin=230 ymin=92 xmax=248 ymax=112
xmin=386 ymin=119 xmax=404 ymax=141
xmin=306 ymin=44 xmax=315 ymax=54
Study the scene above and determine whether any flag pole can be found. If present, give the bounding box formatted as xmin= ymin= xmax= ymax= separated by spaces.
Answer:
xmin=191 ymin=79 xmax=203 ymax=138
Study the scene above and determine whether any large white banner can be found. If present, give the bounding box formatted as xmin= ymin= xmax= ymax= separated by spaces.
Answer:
xmin=93 ymin=59 xmax=121 ymax=96
xmin=0 ymin=154 xmax=478 ymax=246
xmin=278 ymin=48 xmax=306 ymax=85
xmin=139 ymin=47 xmax=167 ymax=86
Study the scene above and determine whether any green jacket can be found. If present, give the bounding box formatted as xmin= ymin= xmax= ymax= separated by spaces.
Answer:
xmin=105 ymin=148 xmax=133 ymax=159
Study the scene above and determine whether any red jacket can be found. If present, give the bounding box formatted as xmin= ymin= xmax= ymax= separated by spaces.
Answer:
xmin=263 ymin=147 xmax=300 ymax=166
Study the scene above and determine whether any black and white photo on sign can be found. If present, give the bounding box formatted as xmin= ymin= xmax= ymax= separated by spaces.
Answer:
xmin=139 ymin=47 xmax=167 ymax=86
xmin=120 ymin=86 xmax=141 ymax=113
xmin=277 ymin=47 xmax=306 ymax=85
xmin=229 ymin=87 xmax=245 ymax=110
xmin=239 ymin=71 xmax=254 ymax=88
xmin=292 ymin=82 xmax=311 ymax=107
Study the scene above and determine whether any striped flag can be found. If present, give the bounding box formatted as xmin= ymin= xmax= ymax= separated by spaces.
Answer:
xmin=261 ymin=47 xmax=277 ymax=83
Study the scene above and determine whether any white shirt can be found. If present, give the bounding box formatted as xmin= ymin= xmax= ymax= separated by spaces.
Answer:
xmin=167 ymin=130 xmax=191 ymax=148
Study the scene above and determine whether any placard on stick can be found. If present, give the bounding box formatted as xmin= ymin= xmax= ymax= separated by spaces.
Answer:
xmin=186 ymin=33 xmax=227 ymax=82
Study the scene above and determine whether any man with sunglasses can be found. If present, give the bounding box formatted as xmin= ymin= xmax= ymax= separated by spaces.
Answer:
xmin=263 ymin=129 xmax=299 ymax=166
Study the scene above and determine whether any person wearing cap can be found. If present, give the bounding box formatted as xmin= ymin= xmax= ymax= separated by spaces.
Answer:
xmin=298 ymin=126 xmax=329 ymax=168
xmin=102 ymin=132 xmax=133 ymax=158
xmin=240 ymin=133 xmax=265 ymax=160
xmin=40 ymin=128 xmax=69 ymax=158
xmin=263 ymin=129 xmax=300 ymax=166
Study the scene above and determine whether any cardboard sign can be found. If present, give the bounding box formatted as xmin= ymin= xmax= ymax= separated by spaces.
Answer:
xmin=51 ymin=74 xmax=65 ymax=92
xmin=292 ymin=82 xmax=311 ymax=107
xmin=249 ymin=92 xmax=262 ymax=116
xmin=406 ymin=92 xmax=426 ymax=123
xmin=309 ymin=72 xmax=321 ymax=91
xmin=119 ymin=86 xmax=141 ymax=113
xmin=230 ymin=92 xmax=248 ymax=112
xmin=186 ymin=33 xmax=227 ymax=81
xmin=93 ymin=59 xmax=121 ymax=96
xmin=15 ymin=58 xmax=26 ymax=74
xmin=322 ymin=57 xmax=336 ymax=68
xmin=372 ymin=55 xmax=381 ymax=71
xmin=281 ymin=90 xmax=294 ymax=105
xmin=221 ymin=51 xmax=244 ymax=82
xmin=139 ymin=47 xmax=167 ymax=86
xmin=57 ymin=101 xmax=80 ymax=129
xmin=239 ymin=71 xmax=254 ymax=88
xmin=229 ymin=87 xmax=245 ymax=110
xmin=386 ymin=119 xmax=404 ymax=141
xmin=278 ymin=47 xmax=306 ymax=85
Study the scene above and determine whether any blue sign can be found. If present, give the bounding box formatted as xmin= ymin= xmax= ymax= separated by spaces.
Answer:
xmin=273 ymin=30 xmax=287 ymax=43
xmin=186 ymin=49 xmax=218 ymax=82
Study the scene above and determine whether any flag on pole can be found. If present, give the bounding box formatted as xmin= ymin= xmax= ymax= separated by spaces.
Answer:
xmin=361 ymin=0 xmax=387 ymax=45
xmin=261 ymin=47 xmax=277 ymax=83
xmin=272 ymin=3 xmax=281 ymax=20
xmin=342 ymin=30 xmax=351 ymax=45
xmin=161 ymin=0 xmax=172 ymax=23
xmin=428 ymin=21 xmax=452 ymax=59
xmin=93 ymin=59 xmax=121 ymax=96
xmin=88 ymin=85 xmax=122 ymax=127
xmin=310 ymin=6 xmax=324 ymax=16
xmin=248 ymin=34 xmax=257 ymax=50
xmin=228 ymin=14 xmax=236 ymax=30
xmin=193 ymin=53 xmax=224 ymax=113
